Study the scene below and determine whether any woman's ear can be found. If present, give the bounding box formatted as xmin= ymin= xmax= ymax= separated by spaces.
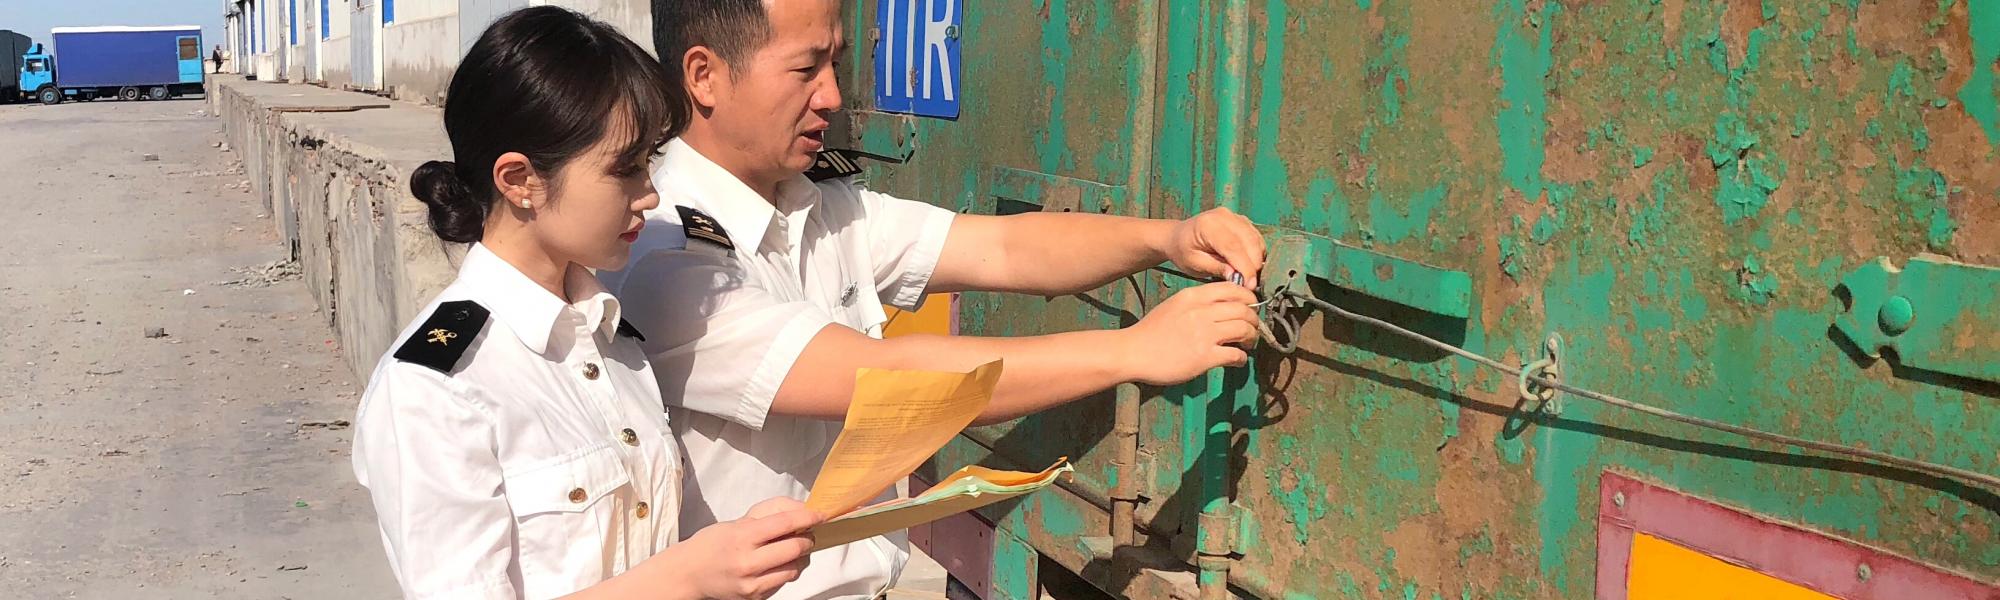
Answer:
xmin=684 ymin=46 xmax=726 ymax=111
xmin=492 ymin=152 xmax=542 ymax=209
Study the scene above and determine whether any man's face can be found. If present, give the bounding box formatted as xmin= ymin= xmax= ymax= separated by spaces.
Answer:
xmin=708 ymin=0 xmax=845 ymax=184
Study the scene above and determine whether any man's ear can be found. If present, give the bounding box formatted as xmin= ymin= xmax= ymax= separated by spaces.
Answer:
xmin=684 ymin=46 xmax=728 ymax=111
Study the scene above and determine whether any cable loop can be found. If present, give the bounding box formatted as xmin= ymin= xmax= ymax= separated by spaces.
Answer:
xmin=1518 ymin=357 xmax=1560 ymax=413
xmin=1254 ymin=287 xmax=1302 ymax=354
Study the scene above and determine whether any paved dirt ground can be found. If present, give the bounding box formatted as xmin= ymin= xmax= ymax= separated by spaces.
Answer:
xmin=0 ymin=97 xmax=397 ymax=598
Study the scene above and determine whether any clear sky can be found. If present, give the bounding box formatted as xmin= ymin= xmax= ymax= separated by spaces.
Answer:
xmin=0 ymin=0 xmax=226 ymax=46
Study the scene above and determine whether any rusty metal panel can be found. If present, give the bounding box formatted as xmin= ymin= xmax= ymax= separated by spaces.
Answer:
xmin=839 ymin=1 xmax=2000 ymax=598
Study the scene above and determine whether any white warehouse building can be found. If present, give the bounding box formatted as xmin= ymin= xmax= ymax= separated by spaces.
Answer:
xmin=222 ymin=0 xmax=653 ymax=104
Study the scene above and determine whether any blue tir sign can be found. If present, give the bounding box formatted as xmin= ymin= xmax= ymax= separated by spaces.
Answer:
xmin=874 ymin=0 xmax=961 ymax=119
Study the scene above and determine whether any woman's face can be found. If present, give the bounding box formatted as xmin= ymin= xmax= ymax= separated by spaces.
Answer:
xmin=533 ymin=126 xmax=659 ymax=273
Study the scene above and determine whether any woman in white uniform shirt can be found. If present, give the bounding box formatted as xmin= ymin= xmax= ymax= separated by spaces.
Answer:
xmin=351 ymin=7 xmax=821 ymax=599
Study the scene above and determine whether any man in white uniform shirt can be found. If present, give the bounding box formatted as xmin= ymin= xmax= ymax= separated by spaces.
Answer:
xmin=605 ymin=1 xmax=1268 ymax=598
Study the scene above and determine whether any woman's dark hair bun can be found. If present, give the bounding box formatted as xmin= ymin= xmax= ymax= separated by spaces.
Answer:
xmin=409 ymin=160 xmax=486 ymax=244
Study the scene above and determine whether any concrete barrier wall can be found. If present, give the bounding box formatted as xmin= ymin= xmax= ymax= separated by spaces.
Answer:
xmin=206 ymin=75 xmax=461 ymax=378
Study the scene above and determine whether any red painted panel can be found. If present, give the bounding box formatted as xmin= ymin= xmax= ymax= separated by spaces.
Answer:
xmin=1596 ymin=471 xmax=2000 ymax=600
xmin=908 ymin=475 xmax=997 ymax=599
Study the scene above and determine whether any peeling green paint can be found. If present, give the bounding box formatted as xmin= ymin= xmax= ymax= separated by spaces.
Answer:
xmin=1500 ymin=231 xmax=1525 ymax=278
xmin=1890 ymin=60 xmax=1920 ymax=98
xmin=1369 ymin=183 xmax=1447 ymax=244
xmin=1033 ymin=1 xmax=1075 ymax=174
xmin=1246 ymin=0 xmax=1296 ymax=230
xmin=1271 ymin=434 xmax=1329 ymax=544
xmin=1717 ymin=155 xmax=1784 ymax=224
xmin=1706 ymin=112 xmax=1758 ymax=168
xmin=1738 ymin=255 xmax=1781 ymax=304
xmin=1530 ymin=213 xmax=1559 ymax=245
xmin=1494 ymin=0 xmax=1555 ymax=198
xmin=1895 ymin=166 xmax=1957 ymax=249
xmin=1458 ymin=528 xmax=1495 ymax=565
xmin=1707 ymin=112 xmax=1781 ymax=224
xmin=1534 ymin=263 xmax=1615 ymax=596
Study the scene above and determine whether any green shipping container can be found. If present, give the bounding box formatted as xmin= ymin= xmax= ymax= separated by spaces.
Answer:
xmin=828 ymin=1 xmax=2000 ymax=598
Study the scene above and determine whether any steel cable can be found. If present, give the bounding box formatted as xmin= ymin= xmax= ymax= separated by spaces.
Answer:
xmin=1264 ymin=289 xmax=2000 ymax=490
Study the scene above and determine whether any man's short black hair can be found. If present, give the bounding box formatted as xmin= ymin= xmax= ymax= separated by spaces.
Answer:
xmin=653 ymin=0 xmax=772 ymax=69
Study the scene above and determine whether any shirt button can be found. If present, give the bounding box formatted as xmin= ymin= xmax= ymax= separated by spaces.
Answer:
xmin=620 ymin=428 xmax=639 ymax=446
xmin=568 ymin=488 xmax=587 ymax=503
xmin=582 ymin=363 xmax=601 ymax=380
xmin=636 ymin=501 xmax=651 ymax=519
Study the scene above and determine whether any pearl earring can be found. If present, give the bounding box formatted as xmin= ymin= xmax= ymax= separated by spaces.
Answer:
xmin=520 ymin=199 xmax=532 ymax=209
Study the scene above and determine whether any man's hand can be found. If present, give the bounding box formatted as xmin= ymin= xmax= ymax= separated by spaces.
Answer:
xmin=1164 ymin=207 xmax=1266 ymax=286
xmin=1120 ymin=282 xmax=1261 ymax=386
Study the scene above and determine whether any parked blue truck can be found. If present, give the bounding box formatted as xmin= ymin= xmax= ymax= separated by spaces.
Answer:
xmin=16 ymin=26 xmax=204 ymax=104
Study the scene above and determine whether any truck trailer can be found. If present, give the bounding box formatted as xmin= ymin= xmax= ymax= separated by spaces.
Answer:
xmin=854 ymin=2 xmax=2000 ymax=599
xmin=20 ymin=25 xmax=203 ymax=104
xmin=0 ymin=30 xmax=28 ymax=102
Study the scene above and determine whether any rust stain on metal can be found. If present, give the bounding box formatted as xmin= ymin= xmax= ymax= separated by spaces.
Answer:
xmin=1719 ymin=0 xmax=1768 ymax=70
xmin=1660 ymin=0 xmax=1686 ymax=47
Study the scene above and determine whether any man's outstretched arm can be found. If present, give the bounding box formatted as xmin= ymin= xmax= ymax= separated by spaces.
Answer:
xmin=771 ymin=282 xmax=1260 ymax=425
xmin=930 ymin=207 xmax=1266 ymax=296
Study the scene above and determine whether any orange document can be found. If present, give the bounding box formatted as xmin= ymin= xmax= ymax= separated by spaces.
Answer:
xmin=802 ymin=360 xmax=1072 ymax=550
xmin=804 ymin=360 xmax=1003 ymax=517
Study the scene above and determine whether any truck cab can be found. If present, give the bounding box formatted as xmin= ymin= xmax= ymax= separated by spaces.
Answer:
xmin=19 ymin=44 xmax=54 ymax=104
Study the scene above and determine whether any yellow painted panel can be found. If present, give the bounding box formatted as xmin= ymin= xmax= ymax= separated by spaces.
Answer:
xmin=1628 ymin=533 xmax=1835 ymax=600
xmin=882 ymin=293 xmax=956 ymax=338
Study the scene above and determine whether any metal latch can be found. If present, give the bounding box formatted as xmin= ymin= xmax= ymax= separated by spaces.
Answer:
xmin=1257 ymin=226 xmax=1473 ymax=319
xmin=1832 ymin=254 xmax=1999 ymax=383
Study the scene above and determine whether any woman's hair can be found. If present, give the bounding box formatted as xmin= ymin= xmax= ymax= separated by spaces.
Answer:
xmin=409 ymin=6 xmax=685 ymax=244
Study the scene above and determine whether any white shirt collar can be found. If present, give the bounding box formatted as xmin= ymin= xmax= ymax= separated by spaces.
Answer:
xmin=655 ymin=138 xmax=822 ymax=252
xmin=459 ymin=243 xmax=622 ymax=355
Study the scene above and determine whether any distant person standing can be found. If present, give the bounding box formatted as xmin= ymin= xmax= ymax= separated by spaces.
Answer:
xmin=210 ymin=45 xmax=223 ymax=74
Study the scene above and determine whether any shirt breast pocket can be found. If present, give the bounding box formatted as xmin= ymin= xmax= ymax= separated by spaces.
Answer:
xmin=502 ymin=444 xmax=632 ymax=588
xmin=847 ymin=298 xmax=889 ymax=339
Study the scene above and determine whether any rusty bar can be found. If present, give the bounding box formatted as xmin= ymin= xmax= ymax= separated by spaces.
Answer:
xmin=1112 ymin=0 xmax=1164 ymax=556
xmin=1197 ymin=0 xmax=1252 ymax=597
xmin=1110 ymin=381 xmax=1141 ymax=547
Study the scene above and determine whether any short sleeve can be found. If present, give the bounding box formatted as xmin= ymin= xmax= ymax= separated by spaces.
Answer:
xmin=351 ymin=364 xmax=517 ymax=600
xmin=852 ymin=186 xmax=955 ymax=312
xmin=613 ymin=248 xmax=837 ymax=430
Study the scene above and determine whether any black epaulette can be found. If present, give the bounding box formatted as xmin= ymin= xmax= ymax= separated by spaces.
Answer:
xmin=676 ymin=205 xmax=733 ymax=252
xmin=393 ymin=300 xmax=489 ymax=374
xmin=804 ymin=149 xmax=905 ymax=182
xmin=616 ymin=319 xmax=646 ymax=342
